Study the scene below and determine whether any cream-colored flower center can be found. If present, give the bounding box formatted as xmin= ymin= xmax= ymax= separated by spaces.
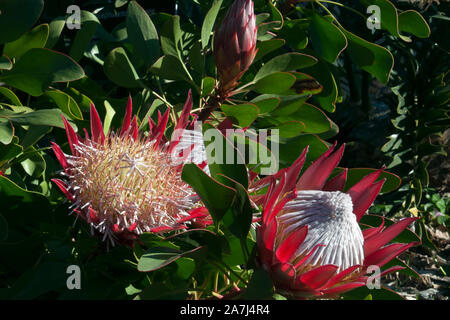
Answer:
xmin=278 ymin=190 xmax=364 ymax=272
xmin=66 ymin=134 xmax=196 ymax=234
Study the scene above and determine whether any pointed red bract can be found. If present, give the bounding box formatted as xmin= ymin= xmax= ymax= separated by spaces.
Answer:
xmin=120 ymin=95 xmax=133 ymax=137
xmin=351 ymin=179 xmax=386 ymax=221
xmin=152 ymin=109 xmax=170 ymax=147
xmin=51 ymin=142 xmax=69 ymax=171
xmin=275 ymin=226 xmax=308 ymax=264
xmin=362 ymin=219 xmax=385 ymax=240
xmin=90 ymin=103 xmax=105 ymax=144
xmin=298 ymin=265 xmax=339 ymax=289
xmin=364 ymin=242 xmax=418 ymax=268
xmin=51 ymin=178 xmax=74 ymax=201
xmin=322 ymin=282 xmax=366 ymax=296
xmin=61 ymin=116 xmax=79 ymax=155
xmin=130 ymin=115 xmax=138 ymax=141
xmin=364 ymin=217 xmax=418 ymax=257
xmin=320 ymin=265 xmax=361 ymax=289
xmin=175 ymin=89 xmax=193 ymax=132
xmin=323 ymin=168 xmax=348 ymax=191
xmin=296 ymin=142 xmax=343 ymax=190
xmin=283 ymin=147 xmax=308 ymax=194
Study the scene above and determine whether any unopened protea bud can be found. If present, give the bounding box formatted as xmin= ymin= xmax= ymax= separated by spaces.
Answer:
xmin=214 ymin=0 xmax=257 ymax=96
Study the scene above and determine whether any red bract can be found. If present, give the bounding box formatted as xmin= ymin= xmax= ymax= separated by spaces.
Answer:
xmin=51 ymin=91 xmax=210 ymax=246
xmin=256 ymin=143 xmax=420 ymax=298
xmin=214 ymin=0 xmax=257 ymax=96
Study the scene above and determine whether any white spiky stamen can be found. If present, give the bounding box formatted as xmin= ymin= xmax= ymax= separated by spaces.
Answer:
xmin=64 ymin=132 xmax=199 ymax=241
xmin=278 ymin=190 xmax=364 ymax=272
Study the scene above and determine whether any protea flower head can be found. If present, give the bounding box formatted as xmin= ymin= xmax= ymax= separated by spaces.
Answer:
xmin=256 ymin=143 xmax=420 ymax=298
xmin=214 ymin=0 xmax=257 ymax=96
xmin=51 ymin=91 xmax=210 ymax=246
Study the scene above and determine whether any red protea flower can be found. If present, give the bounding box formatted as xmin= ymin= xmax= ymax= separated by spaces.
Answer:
xmin=51 ymin=91 xmax=209 ymax=246
xmin=214 ymin=0 xmax=257 ymax=96
xmin=256 ymin=143 xmax=420 ymax=298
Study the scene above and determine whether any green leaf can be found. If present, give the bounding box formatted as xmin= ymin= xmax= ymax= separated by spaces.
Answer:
xmin=0 ymin=48 xmax=85 ymax=96
xmin=252 ymin=72 xmax=296 ymax=94
xmin=302 ymin=60 xmax=338 ymax=112
xmin=277 ymin=103 xmax=331 ymax=134
xmin=103 ymin=47 xmax=142 ymax=88
xmin=0 ymin=174 xmax=49 ymax=204
xmin=201 ymin=0 xmax=223 ymax=49
xmin=126 ymin=1 xmax=160 ymax=67
xmin=279 ymin=134 xmax=328 ymax=167
xmin=69 ymin=11 xmax=100 ymax=62
xmin=160 ymin=15 xmax=182 ymax=57
xmin=175 ymin=258 xmax=196 ymax=280
xmin=222 ymin=182 xmax=254 ymax=240
xmin=288 ymin=72 xmax=323 ymax=96
xmin=63 ymin=87 xmax=93 ymax=112
xmin=0 ymin=137 xmax=22 ymax=162
xmin=0 ymin=121 xmax=14 ymax=145
xmin=0 ymin=87 xmax=22 ymax=105
xmin=398 ymin=10 xmax=430 ymax=38
xmin=3 ymin=24 xmax=49 ymax=59
xmin=45 ymin=89 xmax=83 ymax=120
xmin=308 ymin=13 xmax=347 ymax=63
xmin=254 ymin=39 xmax=285 ymax=62
xmin=250 ymin=96 xmax=280 ymax=114
xmin=254 ymin=53 xmax=317 ymax=81
xmin=360 ymin=0 xmax=427 ymax=42
xmin=0 ymin=56 xmax=12 ymax=70
xmin=268 ymin=0 xmax=283 ymax=29
xmin=271 ymin=94 xmax=309 ymax=117
xmin=277 ymin=121 xmax=306 ymax=138
xmin=201 ymin=77 xmax=215 ymax=97
xmin=344 ymin=168 xmax=401 ymax=194
xmin=19 ymin=147 xmax=46 ymax=178
xmin=256 ymin=13 xmax=270 ymax=25
xmin=202 ymin=123 xmax=249 ymax=189
xmin=149 ymin=55 xmax=192 ymax=82
xmin=0 ymin=0 xmax=44 ymax=44
xmin=276 ymin=19 xmax=309 ymax=50
xmin=20 ymin=125 xmax=51 ymax=150
xmin=257 ymin=21 xmax=282 ymax=40
xmin=103 ymin=100 xmax=116 ymax=135
xmin=0 ymin=108 xmax=75 ymax=129
xmin=188 ymin=41 xmax=205 ymax=74
xmin=137 ymin=246 xmax=182 ymax=272
xmin=182 ymin=163 xmax=236 ymax=223
xmin=138 ymin=245 xmax=205 ymax=272
xmin=6 ymin=261 xmax=69 ymax=299
xmin=45 ymin=16 xmax=66 ymax=49
xmin=221 ymin=104 xmax=259 ymax=127
xmin=241 ymin=268 xmax=274 ymax=300
xmin=339 ymin=28 xmax=394 ymax=84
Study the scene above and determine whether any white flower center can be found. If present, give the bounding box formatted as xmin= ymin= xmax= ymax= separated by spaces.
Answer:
xmin=278 ymin=190 xmax=364 ymax=271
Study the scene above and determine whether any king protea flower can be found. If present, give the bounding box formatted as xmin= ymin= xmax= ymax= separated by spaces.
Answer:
xmin=256 ymin=142 xmax=420 ymax=298
xmin=51 ymin=91 xmax=209 ymax=246
xmin=214 ymin=0 xmax=257 ymax=96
